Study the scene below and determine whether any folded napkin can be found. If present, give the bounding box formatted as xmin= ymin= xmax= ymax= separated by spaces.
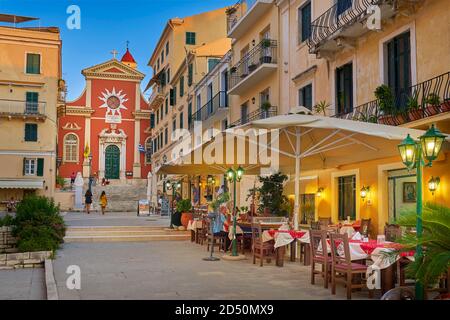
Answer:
xmin=352 ymin=232 xmax=362 ymax=241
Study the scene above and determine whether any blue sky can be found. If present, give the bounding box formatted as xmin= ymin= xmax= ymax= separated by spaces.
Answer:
xmin=0 ymin=0 xmax=235 ymax=100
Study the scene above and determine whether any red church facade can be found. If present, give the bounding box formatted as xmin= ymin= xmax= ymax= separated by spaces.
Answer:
xmin=58 ymin=50 xmax=151 ymax=182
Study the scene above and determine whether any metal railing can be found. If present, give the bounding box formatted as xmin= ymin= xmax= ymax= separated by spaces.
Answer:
xmin=229 ymin=39 xmax=277 ymax=90
xmin=189 ymin=91 xmax=228 ymax=130
xmin=0 ymin=99 xmax=46 ymax=116
xmin=226 ymin=0 xmax=258 ymax=33
xmin=333 ymin=71 xmax=450 ymax=125
xmin=227 ymin=106 xmax=277 ymax=128
xmin=307 ymin=0 xmax=378 ymax=53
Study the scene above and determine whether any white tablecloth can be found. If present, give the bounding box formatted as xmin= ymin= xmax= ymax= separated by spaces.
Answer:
xmin=187 ymin=220 xmax=203 ymax=232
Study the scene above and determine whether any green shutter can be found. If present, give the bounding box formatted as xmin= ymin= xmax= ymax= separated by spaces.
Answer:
xmin=37 ymin=158 xmax=44 ymax=177
xmin=180 ymin=76 xmax=184 ymax=97
xmin=170 ymin=89 xmax=174 ymax=106
xmin=26 ymin=54 xmax=40 ymax=74
xmin=23 ymin=158 xmax=26 ymax=175
xmin=173 ymin=86 xmax=177 ymax=105
xmin=150 ymin=114 xmax=155 ymax=128
xmin=188 ymin=64 xmax=193 ymax=86
xmin=25 ymin=124 xmax=37 ymax=141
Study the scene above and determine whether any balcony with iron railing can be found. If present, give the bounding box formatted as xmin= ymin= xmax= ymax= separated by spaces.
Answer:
xmin=333 ymin=71 xmax=450 ymax=126
xmin=226 ymin=0 xmax=274 ymax=39
xmin=228 ymin=39 xmax=278 ymax=95
xmin=0 ymin=99 xmax=46 ymax=120
xmin=307 ymin=0 xmax=395 ymax=55
xmin=189 ymin=91 xmax=228 ymax=131
xmin=149 ymin=85 xmax=165 ymax=109
xmin=227 ymin=106 xmax=277 ymax=128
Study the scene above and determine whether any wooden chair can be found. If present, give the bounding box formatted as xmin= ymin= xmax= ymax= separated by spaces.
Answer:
xmin=360 ymin=218 xmax=371 ymax=237
xmin=329 ymin=233 xmax=373 ymax=299
xmin=384 ymin=223 xmax=402 ymax=242
xmin=309 ymin=229 xmax=331 ymax=288
xmin=204 ymin=219 xmax=226 ymax=252
xmin=251 ymin=222 xmax=275 ymax=267
xmin=197 ymin=219 xmax=208 ymax=245
xmin=310 ymin=221 xmax=320 ymax=230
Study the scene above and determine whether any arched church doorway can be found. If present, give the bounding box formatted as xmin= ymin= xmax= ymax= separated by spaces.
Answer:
xmin=105 ymin=145 xmax=120 ymax=179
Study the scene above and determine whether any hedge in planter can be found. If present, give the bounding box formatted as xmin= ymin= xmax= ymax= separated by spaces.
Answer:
xmin=13 ymin=196 xmax=66 ymax=252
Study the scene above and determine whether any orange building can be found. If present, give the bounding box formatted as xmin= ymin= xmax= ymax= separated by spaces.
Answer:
xmin=57 ymin=49 xmax=151 ymax=183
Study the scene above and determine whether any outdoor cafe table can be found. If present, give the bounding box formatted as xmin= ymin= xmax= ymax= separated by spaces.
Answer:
xmin=263 ymin=229 xmax=310 ymax=267
xmin=187 ymin=219 xmax=204 ymax=242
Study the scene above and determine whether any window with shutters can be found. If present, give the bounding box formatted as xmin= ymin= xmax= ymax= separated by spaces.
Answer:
xmin=24 ymin=158 xmax=37 ymax=176
xmin=172 ymin=118 xmax=176 ymax=138
xmin=25 ymin=123 xmax=38 ymax=142
xmin=64 ymin=133 xmax=79 ymax=162
xmin=26 ymin=92 xmax=39 ymax=114
xmin=208 ymin=58 xmax=221 ymax=72
xmin=179 ymin=112 xmax=184 ymax=129
xmin=186 ymin=32 xmax=196 ymax=45
xmin=179 ymin=76 xmax=184 ymax=97
xmin=165 ymin=127 xmax=168 ymax=145
xmin=165 ymin=98 xmax=169 ymax=114
xmin=188 ymin=63 xmax=193 ymax=86
xmin=336 ymin=62 xmax=353 ymax=115
xmin=166 ymin=41 xmax=169 ymax=56
xmin=145 ymin=138 xmax=152 ymax=164
xmin=188 ymin=102 xmax=192 ymax=129
xmin=298 ymin=1 xmax=311 ymax=43
xmin=167 ymin=68 xmax=170 ymax=83
xmin=170 ymin=87 xmax=177 ymax=106
xmin=26 ymin=53 xmax=40 ymax=74
xmin=298 ymin=84 xmax=313 ymax=110
xmin=150 ymin=113 xmax=155 ymax=128
xmin=161 ymin=50 xmax=164 ymax=64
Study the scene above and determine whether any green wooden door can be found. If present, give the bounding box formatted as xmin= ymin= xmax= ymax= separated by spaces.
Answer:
xmin=105 ymin=145 xmax=120 ymax=179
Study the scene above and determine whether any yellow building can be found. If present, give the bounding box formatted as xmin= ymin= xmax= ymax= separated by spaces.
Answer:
xmin=146 ymin=8 xmax=230 ymax=196
xmin=0 ymin=14 xmax=64 ymax=204
xmin=276 ymin=0 xmax=450 ymax=235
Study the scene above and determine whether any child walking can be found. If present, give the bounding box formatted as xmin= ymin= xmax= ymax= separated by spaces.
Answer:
xmin=100 ymin=191 xmax=108 ymax=215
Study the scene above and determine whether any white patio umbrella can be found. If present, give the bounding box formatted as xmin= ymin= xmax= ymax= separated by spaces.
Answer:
xmin=158 ymin=114 xmax=430 ymax=229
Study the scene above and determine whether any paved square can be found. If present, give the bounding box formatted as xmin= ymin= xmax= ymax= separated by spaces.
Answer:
xmin=52 ymin=241 xmax=373 ymax=300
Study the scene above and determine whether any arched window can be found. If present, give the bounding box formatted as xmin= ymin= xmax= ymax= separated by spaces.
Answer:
xmin=64 ymin=133 xmax=79 ymax=162
xmin=145 ymin=137 xmax=152 ymax=164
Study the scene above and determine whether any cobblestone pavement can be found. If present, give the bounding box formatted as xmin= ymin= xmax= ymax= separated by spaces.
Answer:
xmin=0 ymin=268 xmax=46 ymax=300
xmin=62 ymin=211 xmax=170 ymax=227
xmin=53 ymin=241 xmax=374 ymax=300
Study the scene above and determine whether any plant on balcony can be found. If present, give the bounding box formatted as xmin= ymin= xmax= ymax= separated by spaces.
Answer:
xmin=261 ymin=38 xmax=272 ymax=48
xmin=406 ymin=96 xmax=423 ymax=121
xmin=259 ymin=39 xmax=273 ymax=64
xmin=225 ymin=6 xmax=237 ymax=15
xmin=230 ymin=66 xmax=237 ymax=73
xmin=425 ymin=93 xmax=441 ymax=116
xmin=313 ymin=101 xmax=330 ymax=116
xmin=261 ymin=101 xmax=272 ymax=111
xmin=375 ymin=85 xmax=395 ymax=125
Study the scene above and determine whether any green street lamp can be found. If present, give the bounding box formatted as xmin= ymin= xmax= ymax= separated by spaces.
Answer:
xmin=226 ymin=166 xmax=244 ymax=257
xmin=165 ymin=180 xmax=181 ymax=229
xmin=397 ymin=124 xmax=445 ymax=300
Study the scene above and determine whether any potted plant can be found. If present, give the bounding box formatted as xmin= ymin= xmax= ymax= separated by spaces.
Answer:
xmin=441 ymin=99 xmax=450 ymax=112
xmin=177 ymin=199 xmax=193 ymax=228
xmin=313 ymin=101 xmax=330 ymax=116
xmin=375 ymin=85 xmax=395 ymax=125
xmin=225 ymin=6 xmax=237 ymax=16
xmin=425 ymin=93 xmax=441 ymax=116
xmin=254 ymin=172 xmax=289 ymax=217
xmin=388 ymin=203 xmax=450 ymax=299
xmin=259 ymin=39 xmax=273 ymax=64
xmin=248 ymin=61 xmax=258 ymax=72
xmin=406 ymin=96 xmax=423 ymax=121
xmin=230 ymin=66 xmax=237 ymax=74
xmin=261 ymin=101 xmax=272 ymax=118
xmin=55 ymin=175 xmax=65 ymax=190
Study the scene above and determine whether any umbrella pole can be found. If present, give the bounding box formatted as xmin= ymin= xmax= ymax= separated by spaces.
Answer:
xmin=294 ymin=128 xmax=300 ymax=231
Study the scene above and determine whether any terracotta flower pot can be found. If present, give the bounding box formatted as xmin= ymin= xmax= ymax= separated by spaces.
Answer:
xmin=181 ymin=212 xmax=193 ymax=227
xmin=441 ymin=101 xmax=450 ymax=112
xmin=425 ymin=105 xmax=440 ymax=116
xmin=408 ymin=109 xmax=423 ymax=121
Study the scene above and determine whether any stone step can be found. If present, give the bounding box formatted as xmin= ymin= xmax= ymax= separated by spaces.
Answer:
xmin=64 ymin=234 xmax=190 ymax=243
xmin=67 ymin=226 xmax=168 ymax=232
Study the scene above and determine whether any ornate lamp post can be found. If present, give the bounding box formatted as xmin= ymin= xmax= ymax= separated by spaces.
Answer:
xmin=226 ymin=166 xmax=244 ymax=257
xmin=165 ymin=180 xmax=181 ymax=229
xmin=398 ymin=124 xmax=446 ymax=300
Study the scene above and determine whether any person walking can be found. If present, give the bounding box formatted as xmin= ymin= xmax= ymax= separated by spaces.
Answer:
xmin=85 ymin=189 xmax=93 ymax=214
xmin=100 ymin=191 xmax=108 ymax=215
xmin=70 ymin=172 xmax=76 ymax=187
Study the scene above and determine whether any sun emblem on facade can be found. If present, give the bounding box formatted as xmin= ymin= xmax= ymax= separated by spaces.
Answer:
xmin=99 ymin=87 xmax=128 ymax=116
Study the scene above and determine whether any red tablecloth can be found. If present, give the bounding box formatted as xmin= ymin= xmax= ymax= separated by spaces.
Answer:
xmin=268 ymin=229 xmax=306 ymax=239
xmin=349 ymin=239 xmax=414 ymax=257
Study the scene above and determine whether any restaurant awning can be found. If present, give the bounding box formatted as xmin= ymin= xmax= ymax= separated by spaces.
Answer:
xmin=0 ymin=179 xmax=44 ymax=189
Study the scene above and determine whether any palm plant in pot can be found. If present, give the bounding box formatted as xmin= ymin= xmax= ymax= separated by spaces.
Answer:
xmin=406 ymin=95 xmax=423 ymax=121
xmin=177 ymin=199 xmax=193 ymax=228
xmin=387 ymin=203 xmax=450 ymax=299
xmin=313 ymin=101 xmax=330 ymax=116
xmin=375 ymin=85 xmax=395 ymax=125
xmin=425 ymin=93 xmax=441 ymax=116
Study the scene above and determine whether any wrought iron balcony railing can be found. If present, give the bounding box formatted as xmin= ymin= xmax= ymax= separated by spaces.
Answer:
xmin=189 ymin=91 xmax=228 ymax=130
xmin=0 ymin=99 xmax=46 ymax=117
xmin=333 ymin=71 xmax=450 ymax=125
xmin=228 ymin=39 xmax=277 ymax=91
xmin=307 ymin=0 xmax=378 ymax=53
xmin=226 ymin=0 xmax=258 ymax=33
xmin=227 ymin=106 xmax=277 ymax=128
